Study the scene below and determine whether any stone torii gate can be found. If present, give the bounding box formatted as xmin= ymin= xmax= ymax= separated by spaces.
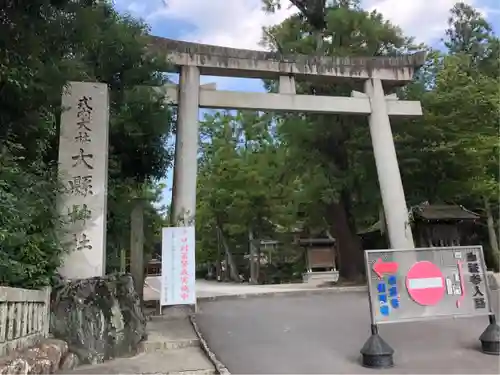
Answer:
xmin=148 ymin=37 xmax=424 ymax=249
xmin=57 ymin=36 xmax=425 ymax=280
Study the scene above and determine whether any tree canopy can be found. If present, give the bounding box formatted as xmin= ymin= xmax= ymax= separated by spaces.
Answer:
xmin=1 ymin=0 xmax=498 ymax=287
xmin=195 ymin=1 xmax=500 ymax=280
xmin=0 ymin=0 xmax=172 ymax=287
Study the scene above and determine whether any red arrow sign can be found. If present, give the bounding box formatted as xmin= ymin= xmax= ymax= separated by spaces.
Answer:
xmin=373 ymin=258 xmax=399 ymax=278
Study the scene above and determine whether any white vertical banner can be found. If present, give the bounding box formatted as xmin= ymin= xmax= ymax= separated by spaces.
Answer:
xmin=161 ymin=226 xmax=196 ymax=306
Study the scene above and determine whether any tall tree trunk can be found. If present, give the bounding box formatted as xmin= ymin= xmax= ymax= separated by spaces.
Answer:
xmin=311 ymin=25 xmax=365 ymax=281
xmin=327 ymin=190 xmax=365 ymax=281
xmin=484 ymin=196 xmax=500 ymax=271
xmin=217 ymin=225 xmax=240 ymax=282
xmin=325 ymin=228 xmax=337 ymax=270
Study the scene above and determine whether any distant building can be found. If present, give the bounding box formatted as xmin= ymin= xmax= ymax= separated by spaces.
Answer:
xmin=358 ymin=202 xmax=480 ymax=249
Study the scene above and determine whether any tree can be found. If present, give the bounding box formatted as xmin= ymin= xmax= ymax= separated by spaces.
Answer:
xmin=393 ymin=3 xmax=499 ymax=269
xmin=399 ymin=54 xmax=498 ymax=203
xmin=196 ymin=111 xmax=301 ymax=280
xmin=444 ymin=2 xmax=499 ymax=75
xmin=262 ymin=0 xmax=418 ymax=281
xmin=262 ymin=0 xmax=500 ymax=277
xmin=0 ymin=1 xmax=173 ymax=287
xmin=441 ymin=3 xmax=499 ymax=268
xmin=263 ymin=0 xmax=328 ymax=31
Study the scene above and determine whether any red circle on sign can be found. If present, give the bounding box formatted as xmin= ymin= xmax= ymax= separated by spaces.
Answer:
xmin=406 ymin=261 xmax=445 ymax=306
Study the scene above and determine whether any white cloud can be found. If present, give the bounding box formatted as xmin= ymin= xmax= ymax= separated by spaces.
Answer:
xmin=365 ymin=0 xmax=486 ymax=43
xmin=119 ymin=0 xmax=489 ymax=51
xmin=146 ymin=0 xmax=295 ymax=50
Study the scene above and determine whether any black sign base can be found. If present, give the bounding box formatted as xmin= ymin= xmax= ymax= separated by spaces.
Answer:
xmin=360 ymin=325 xmax=394 ymax=369
xmin=479 ymin=315 xmax=500 ymax=355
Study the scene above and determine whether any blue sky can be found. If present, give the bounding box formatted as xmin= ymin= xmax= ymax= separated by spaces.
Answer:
xmin=113 ymin=0 xmax=500 ymax=208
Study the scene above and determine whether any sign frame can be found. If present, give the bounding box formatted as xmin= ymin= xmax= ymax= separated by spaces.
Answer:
xmin=160 ymin=226 xmax=197 ymax=307
xmin=365 ymin=246 xmax=493 ymax=325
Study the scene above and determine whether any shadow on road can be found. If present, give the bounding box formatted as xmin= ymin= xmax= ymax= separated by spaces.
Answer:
xmin=196 ymin=291 xmax=500 ymax=374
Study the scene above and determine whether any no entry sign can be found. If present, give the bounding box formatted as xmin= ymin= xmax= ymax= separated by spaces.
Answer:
xmin=364 ymin=246 xmax=492 ymax=324
xmin=406 ymin=261 xmax=445 ymax=306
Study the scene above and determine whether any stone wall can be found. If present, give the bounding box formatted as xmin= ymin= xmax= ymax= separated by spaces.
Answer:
xmin=0 ymin=339 xmax=78 ymax=375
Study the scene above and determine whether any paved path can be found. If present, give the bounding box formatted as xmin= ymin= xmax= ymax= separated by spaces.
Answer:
xmin=144 ymin=278 xmax=340 ymax=301
xmin=196 ymin=291 xmax=500 ymax=374
xmin=68 ymin=318 xmax=215 ymax=375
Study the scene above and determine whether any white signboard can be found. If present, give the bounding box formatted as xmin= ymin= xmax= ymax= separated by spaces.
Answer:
xmin=365 ymin=246 xmax=492 ymax=325
xmin=58 ymin=82 xmax=109 ymax=279
xmin=161 ymin=226 xmax=196 ymax=306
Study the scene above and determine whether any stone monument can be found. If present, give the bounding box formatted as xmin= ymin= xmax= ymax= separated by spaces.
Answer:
xmin=58 ymin=81 xmax=109 ymax=279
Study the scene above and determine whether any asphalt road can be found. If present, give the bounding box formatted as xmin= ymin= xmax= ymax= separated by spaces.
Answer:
xmin=196 ymin=291 xmax=500 ymax=374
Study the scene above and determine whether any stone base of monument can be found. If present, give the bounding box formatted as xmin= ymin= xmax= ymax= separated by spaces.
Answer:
xmin=360 ymin=325 xmax=394 ymax=369
xmin=302 ymin=270 xmax=339 ymax=286
xmin=479 ymin=315 xmax=500 ymax=355
xmin=50 ymin=273 xmax=147 ymax=365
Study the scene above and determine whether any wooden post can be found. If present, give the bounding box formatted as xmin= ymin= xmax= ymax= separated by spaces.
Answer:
xmin=216 ymin=227 xmax=221 ymax=281
xmin=484 ymin=196 xmax=500 ymax=270
xmin=130 ymin=200 xmax=144 ymax=302
xmin=249 ymin=229 xmax=258 ymax=284
xmin=224 ymin=251 xmax=230 ymax=282
xmin=42 ymin=287 xmax=51 ymax=338
xmin=120 ymin=248 xmax=126 ymax=273
xmin=256 ymin=241 xmax=261 ymax=282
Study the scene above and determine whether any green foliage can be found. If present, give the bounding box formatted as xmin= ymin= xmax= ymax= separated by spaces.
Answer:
xmin=196 ymin=111 xmax=300 ymax=265
xmin=444 ymin=2 xmax=497 ymax=71
xmin=106 ymin=181 xmax=169 ymax=272
xmin=395 ymin=3 xmax=500 ymax=267
xmin=262 ymin=1 xmax=419 ymax=280
xmin=0 ymin=148 xmax=65 ymax=288
xmin=0 ymin=1 xmax=173 ymax=287
xmin=396 ymin=3 xmax=499 ymax=207
xmin=195 ymin=1 xmax=500 ymax=278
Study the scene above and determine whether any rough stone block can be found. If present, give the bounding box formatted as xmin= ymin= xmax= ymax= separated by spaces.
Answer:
xmin=59 ymin=352 xmax=79 ymax=371
xmin=38 ymin=339 xmax=68 ymax=372
xmin=0 ymin=357 xmax=29 ymax=375
xmin=21 ymin=347 xmax=53 ymax=374
xmin=0 ymin=339 xmax=68 ymax=375
xmin=50 ymin=273 xmax=147 ymax=365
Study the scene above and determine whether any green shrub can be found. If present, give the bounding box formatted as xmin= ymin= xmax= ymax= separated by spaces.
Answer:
xmin=0 ymin=148 xmax=66 ymax=288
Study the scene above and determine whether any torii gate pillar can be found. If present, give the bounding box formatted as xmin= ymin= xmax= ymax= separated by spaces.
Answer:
xmin=171 ymin=66 xmax=200 ymax=226
xmin=364 ymin=78 xmax=415 ymax=249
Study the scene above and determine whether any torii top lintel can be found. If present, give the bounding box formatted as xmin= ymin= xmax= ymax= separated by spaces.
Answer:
xmin=147 ymin=36 xmax=426 ymax=87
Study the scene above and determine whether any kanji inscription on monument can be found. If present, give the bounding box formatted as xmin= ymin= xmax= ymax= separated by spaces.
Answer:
xmin=365 ymin=246 xmax=492 ymax=324
xmin=58 ymin=82 xmax=109 ymax=279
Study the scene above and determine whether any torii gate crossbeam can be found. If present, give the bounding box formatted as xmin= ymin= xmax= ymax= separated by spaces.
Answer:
xmin=154 ymin=36 xmax=425 ymax=251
